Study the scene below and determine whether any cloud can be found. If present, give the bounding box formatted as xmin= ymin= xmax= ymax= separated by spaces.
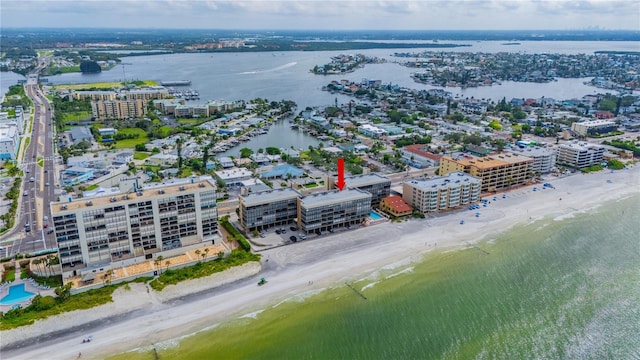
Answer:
xmin=1 ymin=0 xmax=638 ymax=29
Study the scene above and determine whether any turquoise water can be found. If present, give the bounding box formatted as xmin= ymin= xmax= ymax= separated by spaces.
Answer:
xmin=111 ymin=195 xmax=640 ymax=360
xmin=370 ymin=211 xmax=383 ymax=220
xmin=0 ymin=284 xmax=35 ymax=305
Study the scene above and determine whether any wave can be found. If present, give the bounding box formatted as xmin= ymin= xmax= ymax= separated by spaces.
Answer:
xmin=238 ymin=61 xmax=297 ymax=75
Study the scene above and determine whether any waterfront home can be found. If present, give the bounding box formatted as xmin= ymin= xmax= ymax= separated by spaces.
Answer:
xmin=216 ymin=156 xmax=235 ymax=168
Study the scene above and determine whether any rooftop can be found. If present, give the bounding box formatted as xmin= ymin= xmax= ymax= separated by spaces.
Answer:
xmin=240 ymin=187 xmax=301 ymax=206
xmin=344 ymin=173 xmax=391 ymax=188
xmin=446 ymin=152 xmax=533 ymax=169
xmin=300 ymin=188 xmax=371 ymax=208
xmin=511 ymin=146 xmax=555 ymax=157
xmin=52 ymin=179 xmax=215 ymax=214
xmin=262 ymin=164 xmax=305 ymax=178
xmin=406 ymin=172 xmax=481 ymax=191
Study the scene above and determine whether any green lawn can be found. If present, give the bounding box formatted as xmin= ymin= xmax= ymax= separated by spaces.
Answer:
xmin=37 ymin=158 xmax=44 ymax=167
xmin=53 ymin=80 xmax=158 ymax=91
xmin=86 ymin=184 xmax=99 ymax=191
xmin=114 ymin=128 xmax=148 ymax=149
xmin=158 ymin=126 xmax=172 ymax=138
xmin=134 ymin=152 xmax=150 ymax=160
xmin=177 ymin=118 xmax=201 ymax=124
xmin=63 ymin=111 xmax=91 ymax=123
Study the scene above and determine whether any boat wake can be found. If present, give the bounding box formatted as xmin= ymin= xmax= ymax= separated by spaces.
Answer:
xmin=238 ymin=61 xmax=297 ymax=75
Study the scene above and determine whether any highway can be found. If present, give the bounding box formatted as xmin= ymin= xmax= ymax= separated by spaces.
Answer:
xmin=0 ymin=74 xmax=58 ymax=256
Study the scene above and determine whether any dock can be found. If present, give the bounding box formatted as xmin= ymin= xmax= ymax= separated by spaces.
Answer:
xmin=160 ymin=80 xmax=191 ymax=86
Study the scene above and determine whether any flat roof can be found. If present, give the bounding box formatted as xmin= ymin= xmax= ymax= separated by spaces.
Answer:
xmin=344 ymin=173 xmax=391 ymax=188
xmin=52 ymin=179 xmax=215 ymax=214
xmin=511 ymin=146 xmax=555 ymax=157
xmin=445 ymin=152 xmax=533 ymax=169
xmin=405 ymin=172 xmax=480 ymax=191
xmin=240 ymin=188 xmax=301 ymax=206
xmin=300 ymin=188 xmax=371 ymax=208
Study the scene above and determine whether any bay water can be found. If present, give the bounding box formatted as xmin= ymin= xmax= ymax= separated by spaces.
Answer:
xmin=111 ymin=194 xmax=640 ymax=359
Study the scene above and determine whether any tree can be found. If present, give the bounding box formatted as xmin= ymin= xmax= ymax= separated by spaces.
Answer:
xmin=240 ymin=147 xmax=254 ymax=158
xmin=176 ymin=137 xmax=184 ymax=169
xmin=165 ymin=260 xmax=171 ymax=272
xmin=195 ymin=249 xmax=201 ymax=262
xmin=55 ymin=283 xmax=73 ymax=301
xmin=79 ymin=60 xmax=101 ymax=73
xmin=218 ymin=251 xmax=225 ymax=259
xmin=204 ymin=248 xmax=210 ymax=259
xmin=154 ymin=256 xmax=164 ymax=274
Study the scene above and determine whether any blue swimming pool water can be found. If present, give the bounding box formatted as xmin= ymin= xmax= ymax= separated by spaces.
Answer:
xmin=370 ymin=212 xmax=383 ymax=220
xmin=0 ymin=284 xmax=35 ymax=305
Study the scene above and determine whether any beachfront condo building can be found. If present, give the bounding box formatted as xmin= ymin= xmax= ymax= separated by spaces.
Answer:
xmin=298 ymin=189 xmax=372 ymax=234
xmin=557 ymin=142 xmax=605 ymax=169
xmin=439 ymin=153 xmax=534 ymax=193
xmin=239 ymin=188 xmax=301 ymax=232
xmin=51 ymin=179 xmax=219 ymax=280
xmin=403 ymin=172 xmax=481 ymax=213
xmin=329 ymin=173 xmax=391 ymax=207
xmin=510 ymin=146 xmax=557 ymax=174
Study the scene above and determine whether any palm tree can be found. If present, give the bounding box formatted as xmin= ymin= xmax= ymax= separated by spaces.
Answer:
xmin=195 ymin=249 xmax=201 ymax=262
xmin=203 ymin=248 xmax=210 ymax=259
xmin=164 ymin=260 xmax=171 ymax=272
xmin=154 ymin=255 xmax=163 ymax=274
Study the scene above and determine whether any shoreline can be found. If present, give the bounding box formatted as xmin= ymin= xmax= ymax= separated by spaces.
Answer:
xmin=1 ymin=167 xmax=639 ymax=360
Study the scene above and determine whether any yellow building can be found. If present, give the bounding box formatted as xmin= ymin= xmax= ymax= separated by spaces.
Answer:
xmin=439 ymin=153 xmax=534 ymax=193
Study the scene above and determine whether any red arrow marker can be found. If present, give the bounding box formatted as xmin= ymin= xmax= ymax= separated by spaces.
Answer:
xmin=336 ymin=158 xmax=345 ymax=191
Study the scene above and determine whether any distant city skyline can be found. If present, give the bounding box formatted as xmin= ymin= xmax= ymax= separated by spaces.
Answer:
xmin=1 ymin=0 xmax=638 ymax=31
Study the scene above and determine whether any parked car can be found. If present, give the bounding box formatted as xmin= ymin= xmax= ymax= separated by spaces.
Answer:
xmin=23 ymin=191 xmax=28 ymax=196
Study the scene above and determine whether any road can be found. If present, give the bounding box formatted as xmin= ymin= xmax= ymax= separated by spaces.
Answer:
xmin=0 ymin=74 xmax=58 ymax=256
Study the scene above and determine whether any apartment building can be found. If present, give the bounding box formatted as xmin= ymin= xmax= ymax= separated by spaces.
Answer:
xmin=328 ymin=173 xmax=391 ymax=207
xmin=297 ymin=189 xmax=372 ymax=234
xmin=0 ymin=124 xmax=19 ymax=160
xmin=91 ymin=99 xmax=146 ymax=120
xmin=439 ymin=152 xmax=534 ymax=193
xmin=121 ymin=87 xmax=169 ymax=101
xmin=239 ymin=188 xmax=301 ymax=232
xmin=51 ymin=179 xmax=218 ymax=280
xmin=403 ymin=172 xmax=481 ymax=214
xmin=571 ymin=120 xmax=617 ymax=137
xmin=557 ymin=142 xmax=605 ymax=169
xmin=510 ymin=146 xmax=557 ymax=174
xmin=73 ymin=91 xmax=117 ymax=101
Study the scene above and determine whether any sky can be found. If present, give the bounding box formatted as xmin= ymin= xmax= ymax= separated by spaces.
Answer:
xmin=1 ymin=0 xmax=639 ymax=30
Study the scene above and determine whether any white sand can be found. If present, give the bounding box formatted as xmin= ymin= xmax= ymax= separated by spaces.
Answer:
xmin=1 ymin=167 xmax=638 ymax=360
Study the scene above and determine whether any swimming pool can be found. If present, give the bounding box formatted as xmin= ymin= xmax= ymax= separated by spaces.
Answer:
xmin=0 ymin=284 xmax=36 ymax=305
xmin=370 ymin=211 xmax=383 ymax=220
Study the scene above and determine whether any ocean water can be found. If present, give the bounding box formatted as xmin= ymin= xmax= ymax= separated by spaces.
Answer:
xmin=110 ymin=194 xmax=640 ymax=360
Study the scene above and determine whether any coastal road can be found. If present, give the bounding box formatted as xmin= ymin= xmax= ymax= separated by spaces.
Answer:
xmin=1 ymin=76 xmax=58 ymax=256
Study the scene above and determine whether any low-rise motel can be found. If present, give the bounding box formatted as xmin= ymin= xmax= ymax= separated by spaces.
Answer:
xmin=439 ymin=152 xmax=534 ymax=193
xmin=403 ymin=172 xmax=481 ymax=213
xmin=51 ymin=178 xmax=219 ymax=282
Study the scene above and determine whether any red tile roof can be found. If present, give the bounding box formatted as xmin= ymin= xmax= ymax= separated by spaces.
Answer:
xmin=381 ymin=195 xmax=413 ymax=213
xmin=403 ymin=144 xmax=441 ymax=161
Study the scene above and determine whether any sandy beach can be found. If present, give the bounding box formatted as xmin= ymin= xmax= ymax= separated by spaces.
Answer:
xmin=1 ymin=167 xmax=638 ymax=360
